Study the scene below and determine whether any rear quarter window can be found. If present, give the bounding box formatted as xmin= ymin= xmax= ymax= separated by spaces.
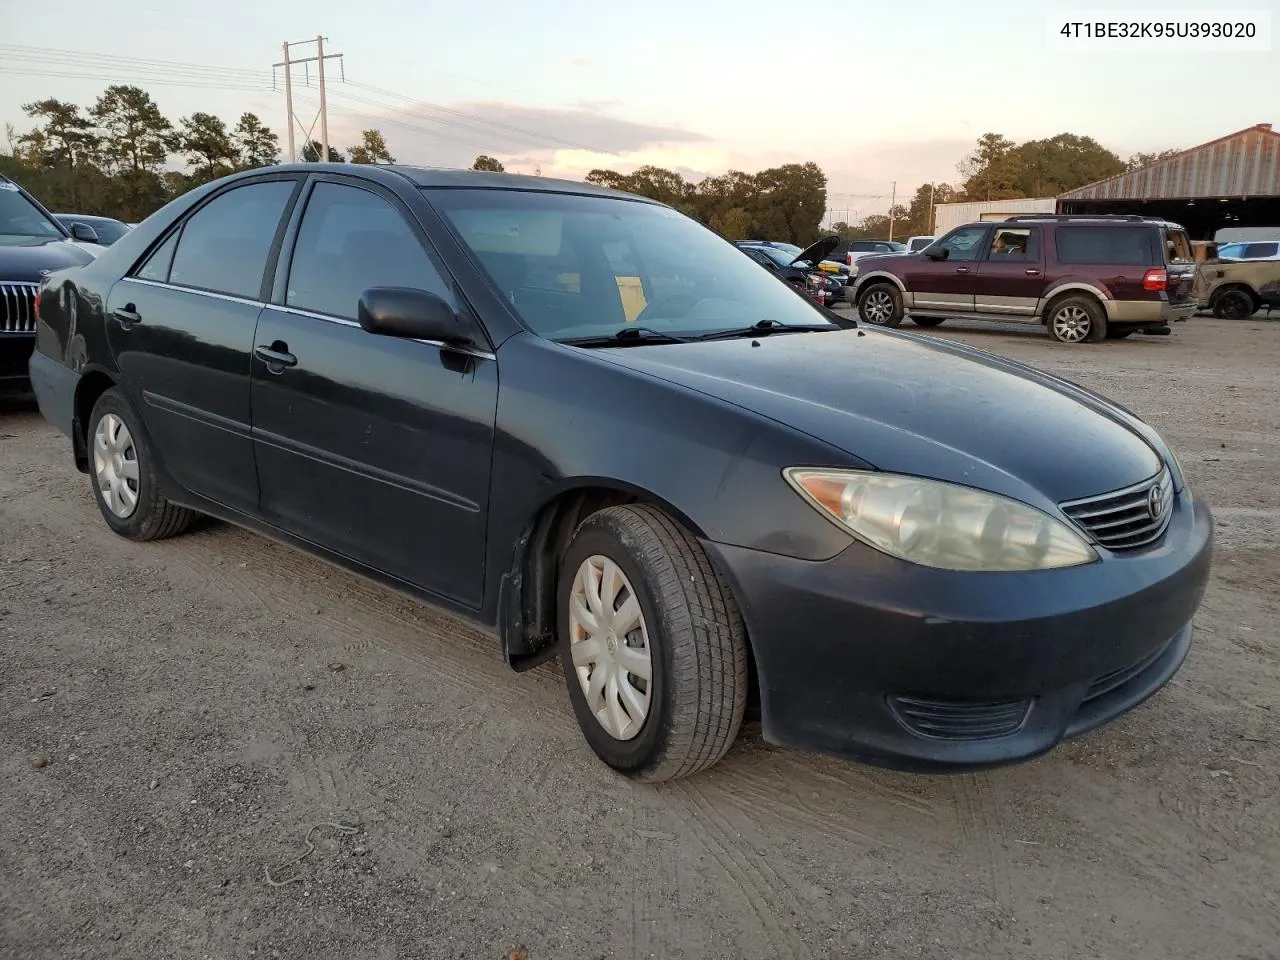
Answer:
xmin=1054 ymin=226 xmax=1155 ymax=266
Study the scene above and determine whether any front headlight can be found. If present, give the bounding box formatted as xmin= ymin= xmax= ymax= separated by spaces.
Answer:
xmin=784 ymin=469 xmax=1098 ymax=572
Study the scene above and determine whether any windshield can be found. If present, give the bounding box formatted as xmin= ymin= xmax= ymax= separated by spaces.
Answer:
xmin=0 ymin=184 xmax=65 ymax=243
xmin=430 ymin=189 xmax=838 ymax=341
xmin=745 ymin=245 xmax=795 ymax=267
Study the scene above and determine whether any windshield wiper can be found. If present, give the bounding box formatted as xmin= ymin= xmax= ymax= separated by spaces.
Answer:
xmin=560 ymin=326 xmax=694 ymax=347
xmin=689 ymin=319 xmax=837 ymax=341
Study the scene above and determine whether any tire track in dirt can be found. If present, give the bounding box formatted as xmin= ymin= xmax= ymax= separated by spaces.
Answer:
xmin=670 ymin=780 xmax=813 ymax=960
xmin=952 ymin=772 xmax=1014 ymax=909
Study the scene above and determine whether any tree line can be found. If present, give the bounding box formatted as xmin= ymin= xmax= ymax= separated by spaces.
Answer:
xmin=832 ymin=133 xmax=1182 ymax=243
xmin=0 ymin=86 xmax=395 ymax=222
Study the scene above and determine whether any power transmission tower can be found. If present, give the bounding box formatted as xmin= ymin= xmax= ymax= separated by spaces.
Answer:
xmin=273 ymin=36 xmax=344 ymax=162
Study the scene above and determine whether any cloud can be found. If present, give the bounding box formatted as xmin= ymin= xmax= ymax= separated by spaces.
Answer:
xmin=322 ymin=97 xmax=709 ymax=171
xmin=563 ymin=55 xmax=595 ymax=68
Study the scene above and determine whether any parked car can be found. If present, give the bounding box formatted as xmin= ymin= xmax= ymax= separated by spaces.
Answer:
xmin=30 ymin=165 xmax=1212 ymax=781
xmin=736 ymin=237 xmax=845 ymax=304
xmin=1193 ymin=256 xmax=1280 ymax=318
xmin=55 ymin=214 xmax=133 ymax=246
xmin=851 ymin=214 xmax=1198 ymax=343
xmin=737 ymin=239 xmax=850 ymax=278
xmin=904 ymin=235 xmax=936 ymax=253
xmin=843 ymin=239 xmax=906 ymax=267
xmin=1 ymin=175 xmax=95 ymax=390
xmin=1214 ymin=240 xmax=1280 ymax=262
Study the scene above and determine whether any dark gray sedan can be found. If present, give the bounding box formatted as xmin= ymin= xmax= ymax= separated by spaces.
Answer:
xmin=29 ymin=165 xmax=1212 ymax=780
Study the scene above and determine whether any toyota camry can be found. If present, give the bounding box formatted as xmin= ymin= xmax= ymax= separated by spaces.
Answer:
xmin=28 ymin=165 xmax=1213 ymax=781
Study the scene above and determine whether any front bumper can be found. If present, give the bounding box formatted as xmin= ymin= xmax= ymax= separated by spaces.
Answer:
xmin=706 ymin=488 xmax=1213 ymax=772
xmin=1 ymin=334 xmax=35 ymax=387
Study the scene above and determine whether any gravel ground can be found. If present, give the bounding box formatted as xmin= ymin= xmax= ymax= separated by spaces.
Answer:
xmin=2 ymin=315 xmax=1278 ymax=960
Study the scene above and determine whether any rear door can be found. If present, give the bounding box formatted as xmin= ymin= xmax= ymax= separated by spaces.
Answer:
xmin=1160 ymin=226 xmax=1197 ymax=307
xmin=903 ymin=225 xmax=989 ymax=313
xmin=250 ymin=175 xmax=498 ymax=608
xmin=972 ymin=225 xmax=1045 ymax=318
xmin=107 ymin=175 xmax=300 ymax=514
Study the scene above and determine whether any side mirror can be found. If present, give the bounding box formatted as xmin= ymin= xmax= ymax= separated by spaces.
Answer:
xmin=70 ymin=222 xmax=99 ymax=243
xmin=927 ymin=246 xmax=950 ymax=261
xmin=358 ymin=287 xmax=475 ymax=346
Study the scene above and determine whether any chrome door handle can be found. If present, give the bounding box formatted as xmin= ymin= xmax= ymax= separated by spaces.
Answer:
xmin=955 ymin=267 xmax=970 ymax=274
xmin=113 ymin=305 xmax=141 ymax=326
xmin=255 ymin=345 xmax=297 ymax=368
xmin=1025 ymin=269 xmax=1042 ymax=275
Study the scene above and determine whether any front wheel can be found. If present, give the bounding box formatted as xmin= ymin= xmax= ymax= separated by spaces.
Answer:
xmin=557 ymin=505 xmax=749 ymax=782
xmin=858 ymin=283 xmax=904 ymax=327
xmin=1046 ymin=296 xmax=1106 ymax=343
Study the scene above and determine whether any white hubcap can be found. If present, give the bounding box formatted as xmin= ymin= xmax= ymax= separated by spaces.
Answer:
xmin=93 ymin=413 xmax=140 ymax=518
xmin=568 ymin=555 xmax=653 ymax=741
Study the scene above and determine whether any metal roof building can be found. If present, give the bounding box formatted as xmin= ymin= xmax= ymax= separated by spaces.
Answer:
xmin=1056 ymin=123 xmax=1280 ymax=240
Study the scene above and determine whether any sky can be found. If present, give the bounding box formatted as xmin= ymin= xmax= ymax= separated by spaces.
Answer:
xmin=1 ymin=0 xmax=1276 ymax=219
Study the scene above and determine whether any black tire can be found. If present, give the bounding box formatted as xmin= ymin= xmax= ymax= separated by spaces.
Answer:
xmin=1211 ymin=288 xmax=1256 ymax=320
xmin=1105 ymin=327 xmax=1135 ymax=339
xmin=87 ymin=388 xmax=196 ymax=541
xmin=911 ymin=316 xmax=946 ymax=328
xmin=1045 ymin=295 xmax=1106 ymax=343
xmin=557 ymin=504 xmax=748 ymax=782
xmin=857 ymin=283 xmax=904 ymax=327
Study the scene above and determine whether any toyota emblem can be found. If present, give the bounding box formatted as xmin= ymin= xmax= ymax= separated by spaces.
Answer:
xmin=1147 ymin=483 xmax=1166 ymax=520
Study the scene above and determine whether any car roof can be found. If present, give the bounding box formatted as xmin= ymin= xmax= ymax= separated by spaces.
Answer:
xmin=979 ymin=215 xmax=1185 ymax=229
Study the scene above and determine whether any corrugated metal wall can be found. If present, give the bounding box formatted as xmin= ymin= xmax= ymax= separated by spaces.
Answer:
xmin=1059 ymin=124 xmax=1280 ymax=201
xmin=932 ymin=197 xmax=1057 ymax=234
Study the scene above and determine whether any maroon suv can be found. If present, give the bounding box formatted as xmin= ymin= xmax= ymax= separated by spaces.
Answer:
xmin=850 ymin=215 xmax=1198 ymax=343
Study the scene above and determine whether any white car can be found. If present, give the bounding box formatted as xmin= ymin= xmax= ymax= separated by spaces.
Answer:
xmin=904 ymin=235 xmax=936 ymax=253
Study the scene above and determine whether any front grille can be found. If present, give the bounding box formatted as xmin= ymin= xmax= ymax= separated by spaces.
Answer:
xmin=1 ymin=282 xmax=39 ymax=334
xmin=1059 ymin=468 xmax=1174 ymax=550
xmin=1082 ymin=641 xmax=1169 ymax=704
xmin=888 ymin=695 xmax=1032 ymax=741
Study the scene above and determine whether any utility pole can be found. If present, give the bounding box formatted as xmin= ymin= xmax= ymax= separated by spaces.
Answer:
xmin=273 ymin=37 xmax=343 ymax=162
xmin=316 ymin=35 xmax=329 ymax=161
xmin=927 ymin=183 xmax=935 ymax=234
xmin=888 ymin=181 xmax=897 ymax=242
xmin=280 ymin=42 xmax=295 ymax=162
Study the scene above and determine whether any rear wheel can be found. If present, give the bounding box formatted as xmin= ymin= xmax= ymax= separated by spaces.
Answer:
xmin=557 ymin=504 xmax=748 ymax=782
xmin=911 ymin=316 xmax=946 ymax=328
xmin=1046 ymin=296 xmax=1106 ymax=343
xmin=858 ymin=283 xmax=904 ymax=327
xmin=87 ymin=388 xmax=196 ymax=541
xmin=1211 ymin=287 xmax=1256 ymax=320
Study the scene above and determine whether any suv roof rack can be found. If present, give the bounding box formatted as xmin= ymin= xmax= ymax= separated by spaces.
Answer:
xmin=1004 ymin=214 xmax=1158 ymax=222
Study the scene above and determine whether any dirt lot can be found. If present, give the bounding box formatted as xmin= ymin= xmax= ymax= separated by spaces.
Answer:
xmin=2 ymin=316 xmax=1278 ymax=960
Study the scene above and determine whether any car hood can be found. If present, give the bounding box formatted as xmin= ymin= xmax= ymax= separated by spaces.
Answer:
xmin=585 ymin=328 xmax=1163 ymax=506
xmin=0 ymin=237 xmax=95 ymax=281
xmin=791 ymin=235 xmax=839 ymax=267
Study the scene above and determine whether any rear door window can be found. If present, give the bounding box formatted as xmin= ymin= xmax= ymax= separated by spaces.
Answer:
xmin=986 ymin=227 xmax=1037 ymax=260
xmin=1243 ymin=241 xmax=1279 ymax=258
xmin=169 ymin=180 xmax=296 ymax=299
xmin=1055 ymin=226 xmax=1154 ymax=265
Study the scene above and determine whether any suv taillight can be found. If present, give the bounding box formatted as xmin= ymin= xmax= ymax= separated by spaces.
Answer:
xmin=846 ymin=253 xmax=854 ymax=267
xmin=1143 ymin=268 xmax=1167 ymax=291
